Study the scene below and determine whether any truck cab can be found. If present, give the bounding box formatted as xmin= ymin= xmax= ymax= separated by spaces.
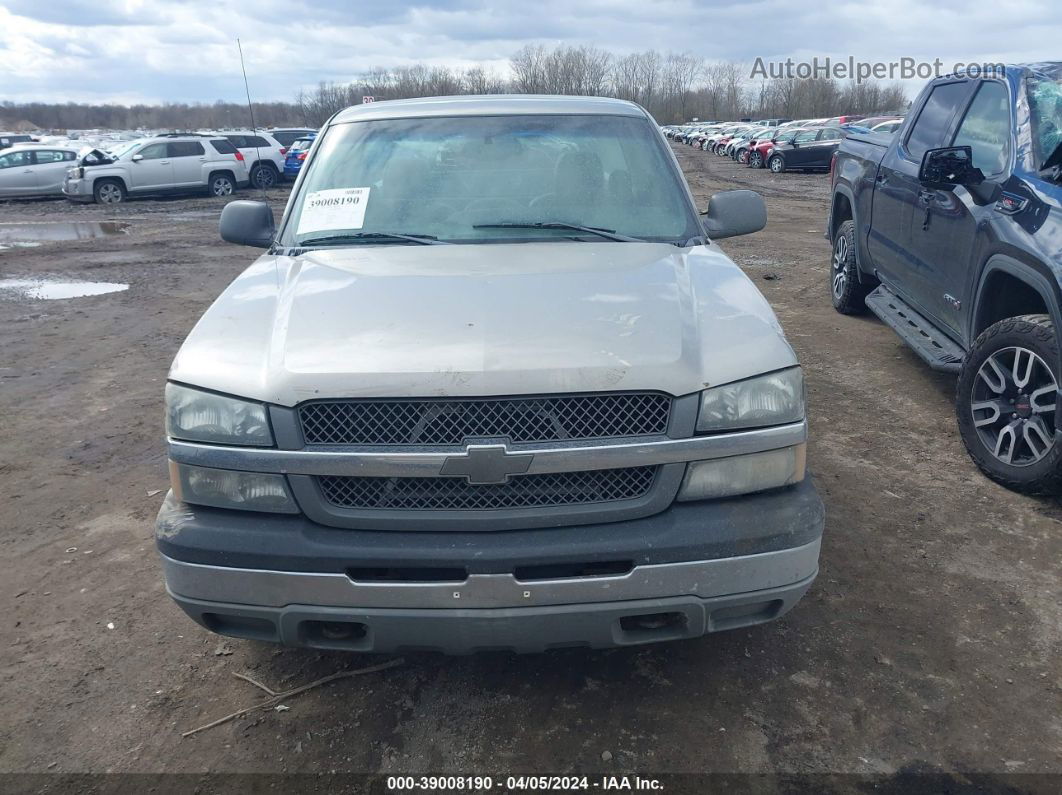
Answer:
xmin=827 ymin=63 xmax=1062 ymax=493
xmin=157 ymin=95 xmax=824 ymax=653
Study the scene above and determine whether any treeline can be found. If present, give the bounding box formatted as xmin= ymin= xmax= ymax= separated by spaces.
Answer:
xmin=0 ymin=100 xmax=304 ymax=132
xmin=296 ymin=46 xmax=908 ymax=125
xmin=5 ymin=45 xmax=908 ymax=131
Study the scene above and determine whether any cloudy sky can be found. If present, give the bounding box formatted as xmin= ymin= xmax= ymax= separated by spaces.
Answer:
xmin=0 ymin=0 xmax=1057 ymax=105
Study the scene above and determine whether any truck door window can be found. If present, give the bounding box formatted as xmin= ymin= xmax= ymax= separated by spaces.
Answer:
xmin=952 ymin=81 xmax=1010 ymax=176
xmin=904 ymin=81 xmax=970 ymax=162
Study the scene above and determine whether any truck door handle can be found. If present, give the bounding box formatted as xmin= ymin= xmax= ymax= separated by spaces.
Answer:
xmin=875 ymin=173 xmax=888 ymax=185
xmin=918 ymin=190 xmax=934 ymax=203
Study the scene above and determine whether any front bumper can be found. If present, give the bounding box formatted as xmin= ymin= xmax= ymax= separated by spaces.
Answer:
xmin=157 ymin=478 xmax=824 ymax=653
xmin=62 ymin=178 xmax=92 ymax=201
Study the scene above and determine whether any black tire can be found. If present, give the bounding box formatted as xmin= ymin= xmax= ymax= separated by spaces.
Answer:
xmin=956 ymin=314 xmax=1062 ymax=494
xmin=829 ymin=220 xmax=872 ymax=314
xmin=250 ymin=163 xmax=277 ymax=189
xmin=93 ymin=179 xmax=125 ymax=205
xmin=768 ymin=155 xmax=786 ymax=173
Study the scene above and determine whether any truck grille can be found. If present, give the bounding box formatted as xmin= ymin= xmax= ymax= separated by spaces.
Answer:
xmin=299 ymin=394 xmax=671 ymax=446
xmin=317 ymin=466 xmax=657 ymax=511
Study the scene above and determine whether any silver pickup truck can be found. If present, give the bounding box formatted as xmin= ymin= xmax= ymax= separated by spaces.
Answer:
xmin=156 ymin=95 xmax=824 ymax=653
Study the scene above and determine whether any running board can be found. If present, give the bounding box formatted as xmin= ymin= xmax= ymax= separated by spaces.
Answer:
xmin=865 ymin=287 xmax=964 ymax=373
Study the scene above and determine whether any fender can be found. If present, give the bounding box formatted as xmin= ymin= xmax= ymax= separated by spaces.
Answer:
xmin=972 ymin=254 xmax=1062 ymax=342
xmin=827 ymin=182 xmax=874 ymax=283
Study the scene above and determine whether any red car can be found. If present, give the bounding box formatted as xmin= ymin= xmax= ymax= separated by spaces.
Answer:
xmin=746 ymin=127 xmax=808 ymax=168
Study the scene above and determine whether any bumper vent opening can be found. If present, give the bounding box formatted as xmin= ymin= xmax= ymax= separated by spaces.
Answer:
xmin=514 ymin=559 xmax=633 ymax=581
xmin=617 ymin=611 xmax=689 ymax=643
xmin=300 ymin=620 xmax=370 ymax=650
xmin=347 ymin=566 xmax=468 ymax=583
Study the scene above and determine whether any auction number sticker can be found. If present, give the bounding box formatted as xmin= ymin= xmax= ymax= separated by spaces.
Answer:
xmin=297 ymin=187 xmax=370 ymax=235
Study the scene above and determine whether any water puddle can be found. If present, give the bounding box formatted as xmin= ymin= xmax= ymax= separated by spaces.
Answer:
xmin=0 ymin=221 xmax=129 ymax=247
xmin=0 ymin=277 xmax=129 ymax=300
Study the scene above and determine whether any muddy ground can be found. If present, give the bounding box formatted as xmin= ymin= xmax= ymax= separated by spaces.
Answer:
xmin=0 ymin=146 xmax=1059 ymax=789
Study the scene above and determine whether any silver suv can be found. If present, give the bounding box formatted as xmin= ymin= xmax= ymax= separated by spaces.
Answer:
xmin=63 ymin=135 xmax=250 ymax=204
xmin=157 ymin=96 xmax=824 ymax=654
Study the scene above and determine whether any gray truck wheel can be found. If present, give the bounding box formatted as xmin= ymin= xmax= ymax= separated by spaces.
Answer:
xmin=829 ymin=220 xmax=872 ymax=314
xmin=956 ymin=314 xmax=1062 ymax=494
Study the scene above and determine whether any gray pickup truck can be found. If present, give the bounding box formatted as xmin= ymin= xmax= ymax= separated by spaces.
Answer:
xmin=156 ymin=95 xmax=824 ymax=653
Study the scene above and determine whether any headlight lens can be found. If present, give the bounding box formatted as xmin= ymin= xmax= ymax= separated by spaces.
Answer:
xmin=165 ymin=383 xmax=273 ymax=446
xmin=696 ymin=367 xmax=804 ymax=433
xmin=677 ymin=445 xmax=805 ymax=501
xmin=170 ymin=462 xmax=298 ymax=513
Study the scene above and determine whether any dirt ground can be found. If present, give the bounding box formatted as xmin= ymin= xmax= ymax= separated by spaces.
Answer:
xmin=1 ymin=145 xmax=1059 ymax=788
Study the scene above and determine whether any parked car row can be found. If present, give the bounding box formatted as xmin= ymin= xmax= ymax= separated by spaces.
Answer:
xmin=0 ymin=127 xmax=316 ymax=202
xmin=662 ymin=113 xmax=904 ymax=174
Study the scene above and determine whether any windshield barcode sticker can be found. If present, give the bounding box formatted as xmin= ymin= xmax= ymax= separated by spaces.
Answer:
xmin=297 ymin=187 xmax=370 ymax=235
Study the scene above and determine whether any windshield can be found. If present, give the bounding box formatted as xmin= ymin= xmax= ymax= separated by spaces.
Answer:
xmin=281 ymin=114 xmax=698 ymax=246
xmin=1028 ymin=75 xmax=1062 ymax=167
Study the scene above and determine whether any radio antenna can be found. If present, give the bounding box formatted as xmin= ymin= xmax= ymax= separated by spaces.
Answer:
xmin=237 ymin=38 xmax=267 ymax=197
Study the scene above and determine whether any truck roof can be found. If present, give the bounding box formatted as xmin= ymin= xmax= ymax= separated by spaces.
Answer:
xmin=332 ymin=94 xmax=648 ymax=124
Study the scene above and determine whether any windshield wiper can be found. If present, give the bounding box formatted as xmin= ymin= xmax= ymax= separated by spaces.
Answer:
xmin=296 ymin=232 xmax=446 ymax=246
xmin=472 ymin=222 xmax=644 ymax=242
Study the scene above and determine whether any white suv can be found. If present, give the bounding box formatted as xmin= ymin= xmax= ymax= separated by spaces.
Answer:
xmin=63 ymin=135 xmax=250 ymax=204
xmin=211 ymin=131 xmax=286 ymax=188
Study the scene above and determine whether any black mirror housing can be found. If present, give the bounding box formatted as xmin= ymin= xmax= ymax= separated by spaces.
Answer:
xmin=220 ymin=200 xmax=276 ymax=248
xmin=919 ymin=146 xmax=984 ymax=188
xmin=701 ymin=189 xmax=767 ymax=240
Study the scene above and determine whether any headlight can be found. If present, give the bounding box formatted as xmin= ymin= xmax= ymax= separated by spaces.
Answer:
xmin=696 ymin=367 xmax=804 ymax=433
xmin=170 ymin=462 xmax=297 ymax=513
xmin=677 ymin=445 xmax=805 ymax=501
xmin=165 ymin=383 xmax=273 ymax=446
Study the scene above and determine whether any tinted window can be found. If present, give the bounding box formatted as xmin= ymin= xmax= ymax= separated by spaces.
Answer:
xmin=952 ymin=81 xmax=1010 ymax=175
xmin=224 ymin=135 xmax=247 ymax=148
xmin=905 ymin=81 xmax=970 ymax=161
xmin=137 ymin=143 xmax=168 ymax=160
xmin=168 ymin=141 xmax=205 ymax=157
xmin=794 ymin=130 xmax=818 ymax=142
xmin=0 ymin=150 xmax=32 ymax=168
xmin=210 ymin=139 xmax=237 ymax=155
xmin=272 ymin=131 xmax=304 ymax=147
xmin=245 ymin=136 xmax=270 ymax=148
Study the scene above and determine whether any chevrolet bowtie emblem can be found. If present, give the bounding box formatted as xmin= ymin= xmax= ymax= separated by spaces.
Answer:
xmin=439 ymin=444 xmax=534 ymax=485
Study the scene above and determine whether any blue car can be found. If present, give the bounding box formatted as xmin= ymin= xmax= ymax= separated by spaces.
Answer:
xmin=283 ymin=133 xmax=316 ymax=179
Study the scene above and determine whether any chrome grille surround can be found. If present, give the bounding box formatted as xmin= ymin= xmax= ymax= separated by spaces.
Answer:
xmin=298 ymin=393 xmax=672 ymax=446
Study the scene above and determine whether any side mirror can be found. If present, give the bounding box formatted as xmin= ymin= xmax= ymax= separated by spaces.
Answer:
xmin=919 ymin=146 xmax=984 ymax=188
xmin=701 ymin=189 xmax=767 ymax=240
xmin=220 ymin=200 xmax=276 ymax=248
xmin=131 ymin=154 xmax=143 ymax=162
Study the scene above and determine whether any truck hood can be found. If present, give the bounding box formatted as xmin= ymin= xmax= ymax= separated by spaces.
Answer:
xmin=170 ymin=242 xmax=797 ymax=405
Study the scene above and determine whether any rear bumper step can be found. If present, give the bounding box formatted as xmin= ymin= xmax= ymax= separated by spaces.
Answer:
xmin=865 ymin=286 xmax=964 ymax=373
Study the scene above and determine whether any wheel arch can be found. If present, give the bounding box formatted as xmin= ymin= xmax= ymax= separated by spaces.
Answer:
xmin=972 ymin=255 xmax=1062 ymax=342
xmin=93 ymin=174 xmax=128 ymax=192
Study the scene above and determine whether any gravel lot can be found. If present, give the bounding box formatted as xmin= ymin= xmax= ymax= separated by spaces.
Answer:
xmin=1 ymin=146 xmax=1059 ymax=787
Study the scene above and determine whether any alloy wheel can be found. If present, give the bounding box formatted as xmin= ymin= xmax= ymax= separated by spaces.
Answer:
xmin=212 ymin=177 xmax=234 ymax=196
xmin=98 ymin=183 xmax=122 ymax=204
xmin=831 ymin=234 xmax=849 ymax=299
xmin=971 ymin=346 xmax=1058 ymax=466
